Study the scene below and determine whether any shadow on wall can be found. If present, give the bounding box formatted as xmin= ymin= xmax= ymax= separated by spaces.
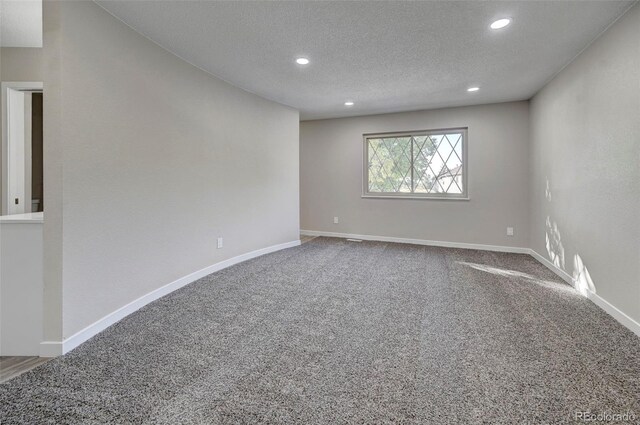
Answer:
xmin=573 ymin=254 xmax=595 ymax=297
xmin=545 ymin=216 xmax=565 ymax=270
xmin=543 ymin=178 xmax=596 ymax=296
xmin=545 ymin=179 xmax=552 ymax=202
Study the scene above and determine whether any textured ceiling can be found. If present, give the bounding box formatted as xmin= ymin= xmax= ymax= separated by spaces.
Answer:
xmin=1 ymin=0 xmax=42 ymax=47
xmin=96 ymin=1 xmax=634 ymax=120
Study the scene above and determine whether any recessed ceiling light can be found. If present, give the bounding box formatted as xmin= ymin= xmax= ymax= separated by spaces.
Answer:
xmin=467 ymin=87 xmax=480 ymax=92
xmin=490 ymin=18 xmax=511 ymax=30
xmin=296 ymin=57 xmax=310 ymax=65
xmin=344 ymin=101 xmax=354 ymax=106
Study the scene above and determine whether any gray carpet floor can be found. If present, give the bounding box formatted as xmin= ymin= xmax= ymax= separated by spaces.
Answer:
xmin=1 ymin=237 xmax=639 ymax=424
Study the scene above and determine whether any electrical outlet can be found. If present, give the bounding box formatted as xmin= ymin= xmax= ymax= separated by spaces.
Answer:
xmin=333 ymin=216 xmax=339 ymax=224
xmin=217 ymin=237 xmax=223 ymax=249
xmin=506 ymin=227 xmax=514 ymax=236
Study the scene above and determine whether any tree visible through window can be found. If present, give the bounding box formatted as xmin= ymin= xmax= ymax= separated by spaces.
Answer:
xmin=364 ymin=129 xmax=467 ymax=198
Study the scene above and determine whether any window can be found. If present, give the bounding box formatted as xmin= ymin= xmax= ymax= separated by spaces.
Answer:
xmin=363 ymin=128 xmax=467 ymax=199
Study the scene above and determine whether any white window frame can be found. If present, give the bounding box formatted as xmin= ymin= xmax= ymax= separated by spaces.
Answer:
xmin=362 ymin=127 xmax=468 ymax=200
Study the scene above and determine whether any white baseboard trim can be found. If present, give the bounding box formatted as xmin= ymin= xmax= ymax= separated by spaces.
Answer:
xmin=39 ymin=341 xmax=63 ymax=358
xmin=586 ymin=290 xmax=640 ymax=338
xmin=40 ymin=235 xmax=638 ymax=357
xmin=300 ymin=229 xmax=530 ymax=254
xmin=528 ymin=249 xmax=640 ymax=338
xmin=40 ymin=239 xmax=301 ymax=357
xmin=528 ymin=249 xmax=575 ymax=285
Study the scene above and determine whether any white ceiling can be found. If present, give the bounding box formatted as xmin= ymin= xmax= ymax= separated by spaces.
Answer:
xmin=95 ymin=0 xmax=634 ymax=120
xmin=1 ymin=0 xmax=42 ymax=47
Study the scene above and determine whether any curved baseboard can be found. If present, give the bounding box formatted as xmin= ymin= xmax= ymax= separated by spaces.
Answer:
xmin=40 ymin=239 xmax=301 ymax=357
xmin=40 ymin=234 xmax=638 ymax=357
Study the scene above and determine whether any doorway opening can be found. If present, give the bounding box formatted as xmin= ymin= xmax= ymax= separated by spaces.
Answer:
xmin=1 ymin=82 xmax=43 ymax=216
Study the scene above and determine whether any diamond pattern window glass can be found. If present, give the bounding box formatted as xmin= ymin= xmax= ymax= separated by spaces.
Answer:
xmin=364 ymin=128 xmax=467 ymax=199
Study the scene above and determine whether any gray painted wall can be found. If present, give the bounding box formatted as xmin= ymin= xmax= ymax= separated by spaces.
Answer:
xmin=0 ymin=47 xmax=44 ymax=156
xmin=45 ymin=1 xmax=299 ymax=339
xmin=529 ymin=4 xmax=640 ymax=324
xmin=0 ymin=47 xmax=43 ymax=81
xmin=300 ymin=102 xmax=530 ymax=248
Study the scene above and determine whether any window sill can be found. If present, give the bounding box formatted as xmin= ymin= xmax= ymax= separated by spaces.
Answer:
xmin=362 ymin=195 xmax=470 ymax=201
